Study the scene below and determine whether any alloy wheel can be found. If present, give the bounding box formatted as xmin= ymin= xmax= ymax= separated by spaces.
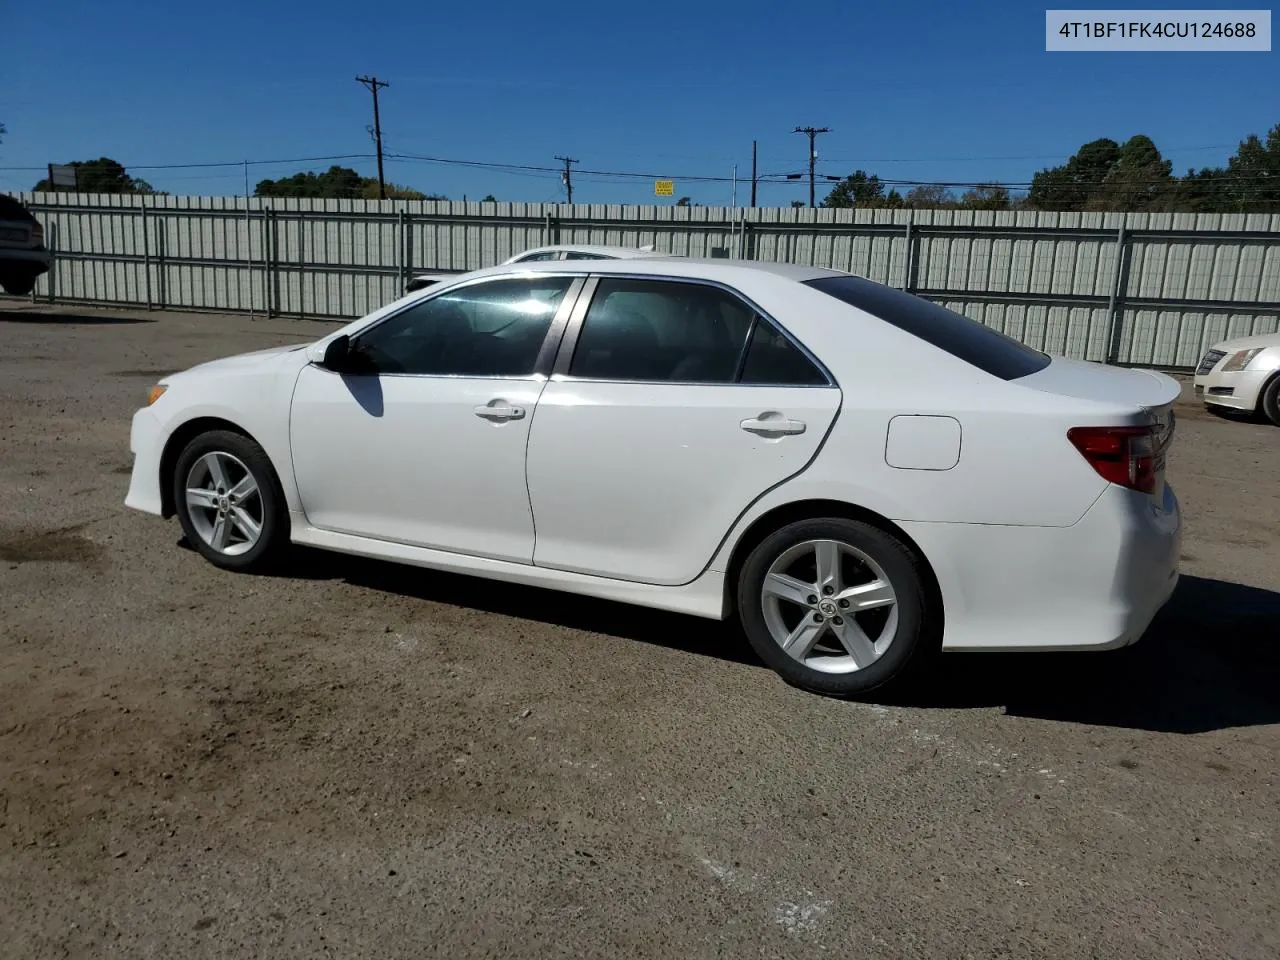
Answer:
xmin=183 ymin=451 xmax=264 ymax=556
xmin=760 ymin=538 xmax=900 ymax=674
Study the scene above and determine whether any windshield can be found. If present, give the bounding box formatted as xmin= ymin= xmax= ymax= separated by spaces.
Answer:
xmin=805 ymin=275 xmax=1051 ymax=380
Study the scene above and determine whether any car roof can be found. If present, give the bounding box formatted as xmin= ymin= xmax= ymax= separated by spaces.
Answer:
xmin=507 ymin=243 xmax=663 ymax=260
xmin=473 ymin=255 xmax=846 ymax=284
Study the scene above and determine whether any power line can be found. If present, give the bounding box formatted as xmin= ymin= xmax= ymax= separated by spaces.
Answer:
xmin=0 ymin=153 xmax=378 ymax=173
xmin=4 ymin=149 xmax=1275 ymax=196
xmin=554 ymin=155 xmax=578 ymax=204
xmin=355 ymin=75 xmax=389 ymax=199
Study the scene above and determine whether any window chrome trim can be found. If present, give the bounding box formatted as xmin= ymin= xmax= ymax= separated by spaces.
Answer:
xmin=345 ymin=272 xmax=590 ymax=381
xmin=551 ymin=277 xmax=600 ymax=378
xmin=549 ymin=273 xmax=838 ymax=388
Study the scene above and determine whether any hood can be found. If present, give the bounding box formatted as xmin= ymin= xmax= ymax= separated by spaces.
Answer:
xmin=1210 ymin=330 xmax=1280 ymax=353
xmin=168 ymin=342 xmax=309 ymax=381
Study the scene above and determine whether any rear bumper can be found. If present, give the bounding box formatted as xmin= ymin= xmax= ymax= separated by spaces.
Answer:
xmin=0 ymin=248 xmax=52 ymax=277
xmin=124 ymin=406 xmax=165 ymax=516
xmin=902 ymin=482 xmax=1181 ymax=652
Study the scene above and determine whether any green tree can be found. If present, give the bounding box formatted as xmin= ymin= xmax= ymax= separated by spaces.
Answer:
xmin=480 ymin=193 xmax=497 ymax=203
xmin=32 ymin=157 xmax=156 ymax=193
xmin=822 ymin=170 xmax=886 ymax=208
xmin=1093 ymin=135 xmax=1174 ymax=210
xmin=1222 ymin=123 xmax=1280 ymax=212
xmin=1027 ymin=138 xmax=1121 ymax=210
xmin=256 ymin=165 xmax=438 ymax=200
xmin=256 ymin=165 xmax=364 ymax=198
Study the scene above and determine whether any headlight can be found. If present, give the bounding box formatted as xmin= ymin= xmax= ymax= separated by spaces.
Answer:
xmin=147 ymin=383 xmax=168 ymax=405
xmin=1222 ymin=348 xmax=1264 ymax=372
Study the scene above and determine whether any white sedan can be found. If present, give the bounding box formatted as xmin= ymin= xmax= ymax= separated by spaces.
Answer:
xmin=1192 ymin=331 xmax=1280 ymax=425
xmin=125 ymin=258 xmax=1183 ymax=696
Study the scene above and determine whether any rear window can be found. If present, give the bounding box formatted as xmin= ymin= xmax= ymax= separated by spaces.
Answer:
xmin=0 ymin=196 xmax=36 ymax=222
xmin=805 ymin=275 xmax=1050 ymax=380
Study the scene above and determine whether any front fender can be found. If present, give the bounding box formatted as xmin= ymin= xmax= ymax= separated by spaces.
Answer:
xmin=149 ymin=359 xmax=308 ymax=513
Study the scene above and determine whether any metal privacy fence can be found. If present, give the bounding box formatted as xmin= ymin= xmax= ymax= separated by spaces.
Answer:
xmin=6 ymin=191 xmax=1280 ymax=370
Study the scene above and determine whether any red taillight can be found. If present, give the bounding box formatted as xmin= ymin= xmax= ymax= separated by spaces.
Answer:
xmin=1067 ymin=426 xmax=1157 ymax=494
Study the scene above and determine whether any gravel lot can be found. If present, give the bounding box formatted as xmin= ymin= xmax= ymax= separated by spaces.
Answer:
xmin=1 ymin=302 xmax=1277 ymax=960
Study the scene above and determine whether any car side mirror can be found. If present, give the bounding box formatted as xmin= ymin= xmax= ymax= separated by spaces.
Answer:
xmin=321 ymin=334 xmax=355 ymax=372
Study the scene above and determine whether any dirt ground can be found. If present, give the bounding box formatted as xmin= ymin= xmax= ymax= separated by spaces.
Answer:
xmin=1 ymin=302 xmax=1277 ymax=960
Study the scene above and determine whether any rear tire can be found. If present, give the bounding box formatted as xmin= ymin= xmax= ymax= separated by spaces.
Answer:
xmin=1260 ymin=375 xmax=1280 ymax=427
xmin=1 ymin=274 xmax=36 ymax=297
xmin=736 ymin=517 xmax=937 ymax=698
xmin=172 ymin=430 xmax=289 ymax=572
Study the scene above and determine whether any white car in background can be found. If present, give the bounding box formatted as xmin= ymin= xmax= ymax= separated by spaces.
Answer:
xmin=405 ymin=244 xmax=662 ymax=293
xmin=1192 ymin=332 xmax=1280 ymax=425
xmin=125 ymin=257 xmax=1182 ymax=697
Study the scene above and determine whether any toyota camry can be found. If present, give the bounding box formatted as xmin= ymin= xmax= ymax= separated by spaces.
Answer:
xmin=124 ymin=257 xmax=1182 ymax=696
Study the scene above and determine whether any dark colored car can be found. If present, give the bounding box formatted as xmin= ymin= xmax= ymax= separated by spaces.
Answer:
xmin=0 ymin=196 xmax=51 ymax=296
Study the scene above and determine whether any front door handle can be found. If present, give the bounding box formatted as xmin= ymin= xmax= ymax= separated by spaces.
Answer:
xmin=741 ymin=414 xmax=806 ymax=436
xmin=474 ymin=402 xmax=526 ymax=422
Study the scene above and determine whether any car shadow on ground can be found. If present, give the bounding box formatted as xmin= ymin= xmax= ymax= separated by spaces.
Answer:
xmin=878 ymin=574 xmax=1280 ymax=734
xmin=229 ymin=543 xmax=760 ymax=667
xmin=246 ymin=545 xmax=1278 ymax=734
xmin=0 ymin=309 xmax=153 ymax=324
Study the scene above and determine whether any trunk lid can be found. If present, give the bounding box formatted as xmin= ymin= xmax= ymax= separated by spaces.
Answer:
xmin=1014 ymin=356 xmax=1181 ymax=410
xmin=0 ymin=218 xmax=36 ymax=250
xmin=1016 ymin=356 xmax=1179 ymax=507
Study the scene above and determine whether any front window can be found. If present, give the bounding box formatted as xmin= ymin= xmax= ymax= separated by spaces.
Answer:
xmin=352 ymin=277 xmax=573 ymax=377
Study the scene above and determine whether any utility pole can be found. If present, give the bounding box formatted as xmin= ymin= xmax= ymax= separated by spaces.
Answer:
xmin=355 ymin=75 xmax=389 ymax=199
xmin=750 ymin=139 xmax=758 ymax=207
xmin=555 ymin=155 xmax=578 ymax=204
xmin=793 ymin=126 xmax=830 ymax=207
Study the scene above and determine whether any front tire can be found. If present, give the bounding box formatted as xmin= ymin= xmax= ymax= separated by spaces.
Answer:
xmin=172 ymin=430 xmax=289 ymax=571
xmin=1260 ymin=374 xmax=1280 ymax=427
xmin=736 ymin=518 xmax=936 ymax=697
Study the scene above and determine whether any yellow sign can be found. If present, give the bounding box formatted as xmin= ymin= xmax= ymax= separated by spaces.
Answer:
xmin=654 ymin=179 xmax=674 ymax=197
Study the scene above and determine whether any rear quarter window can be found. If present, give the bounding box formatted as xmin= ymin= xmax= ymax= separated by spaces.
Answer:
xmin=805 ymin=275 xmax=1050 ymax=380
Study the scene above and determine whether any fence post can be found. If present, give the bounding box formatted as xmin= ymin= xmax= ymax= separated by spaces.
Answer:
xmin=141 ymin=199 xmax=152 ymax=311
xmin=156 ymin=207 xmax=166 ymax=309
xmin=398 ymin=209 xmax=407 ymax=292
xmin=259 ymin=206 xmax=271 ymax=316
xmin=46 ymin=221 xmax=57 ymax=304
xmin=1103 ymin=225 xmax=1129 ymax=364
xmin=244 ymin=196 xmax=254 ymax=318
xmin=267 ymin=208 xmax=279 ymax=317
xmin=902 ymin=217 xmax=914 ymax=291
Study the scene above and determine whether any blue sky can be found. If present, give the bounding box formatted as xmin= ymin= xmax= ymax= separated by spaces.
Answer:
xmin=1 ymin=1 xmax=1275 ymax=204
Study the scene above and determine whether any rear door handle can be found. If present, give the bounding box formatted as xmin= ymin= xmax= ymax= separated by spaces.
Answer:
xmin=741 ymin=415 xmax=806 ymax=436
xmin=474 ymin=402 xmax=526 ymax=422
